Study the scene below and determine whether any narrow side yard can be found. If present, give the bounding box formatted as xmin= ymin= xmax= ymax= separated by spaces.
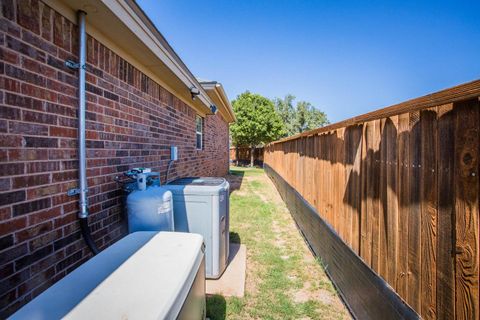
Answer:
xmin=207 ymin=167 xmax=351 ymax=320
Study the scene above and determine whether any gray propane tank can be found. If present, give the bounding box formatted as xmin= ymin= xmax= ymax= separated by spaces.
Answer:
xmin=126 ymin=186 xmax=174 ymax=233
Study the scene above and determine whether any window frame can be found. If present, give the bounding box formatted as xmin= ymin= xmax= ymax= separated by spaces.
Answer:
xmin=195 ymin=115 xmax=203 ymax=150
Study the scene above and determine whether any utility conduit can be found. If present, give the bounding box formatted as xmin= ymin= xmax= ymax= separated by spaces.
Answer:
xmin=67 ymin=10 xmax=99 ymax=255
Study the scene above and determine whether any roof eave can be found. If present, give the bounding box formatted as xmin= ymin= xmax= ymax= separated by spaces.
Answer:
xmin=45 ymin=0 xmax=214 ymax=115
xmin=199 ymin=81 xmax=236 ymax=123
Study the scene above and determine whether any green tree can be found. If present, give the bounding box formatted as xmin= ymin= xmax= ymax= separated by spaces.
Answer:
xmin=294 ymin=101 xmax=329 ymax=133
xmin=273 ymin=95 xmax=329 ymax=136
xmin=273 ymin=94 xmax=296 ymax=137
xmin=231 ymin=91 xmax=285 ymax=166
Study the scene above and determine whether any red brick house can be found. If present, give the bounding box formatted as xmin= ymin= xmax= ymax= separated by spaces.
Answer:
xmin=0 ymin=0 xmax=235 ymax=316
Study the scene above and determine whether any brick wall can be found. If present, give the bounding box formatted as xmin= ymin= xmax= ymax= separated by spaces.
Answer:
xmin=0 ymin=0 xmax=229 ymax=316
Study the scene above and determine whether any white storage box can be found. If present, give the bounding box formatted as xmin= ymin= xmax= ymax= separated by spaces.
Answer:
xmin=10 ymin=232 xmax=205 ymax=320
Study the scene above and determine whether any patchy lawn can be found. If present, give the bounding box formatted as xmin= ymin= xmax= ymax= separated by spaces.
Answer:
xmin=207 ymin=166 xmax=351 ymax=320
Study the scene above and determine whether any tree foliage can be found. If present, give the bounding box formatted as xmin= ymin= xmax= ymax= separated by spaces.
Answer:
xmin=272 ymin=94 xmax=296 ymax=136
xmin=230 ymin=91 xmax=285 ymax=148
xmin=294 ymin=101 xmax=329 ymax=133
xmin=273 ymin=95 xmax=329 ymax=137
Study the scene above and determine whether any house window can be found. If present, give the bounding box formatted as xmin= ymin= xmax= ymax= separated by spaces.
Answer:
xmin=196 ymin=115 xmax=203 ymax=150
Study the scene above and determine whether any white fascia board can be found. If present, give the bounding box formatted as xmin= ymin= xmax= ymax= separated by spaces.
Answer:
xmin=215 ymin=84 xmax=235 ymax=121
xmin=211 ymin=84 xmax=235 ymax=122
xmin=199 ymin=80 xmax=235 ymax=122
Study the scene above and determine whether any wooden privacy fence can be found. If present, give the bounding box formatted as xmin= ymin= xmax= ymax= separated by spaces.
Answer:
xmin=264 ymin=80 xmax=480 ymax=320
xmin=230 ymin=146 xmax=264 ymax=165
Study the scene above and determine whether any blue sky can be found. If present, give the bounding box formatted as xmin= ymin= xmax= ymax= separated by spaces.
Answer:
xmin=137 ymin=0 xmax=480 ymax=123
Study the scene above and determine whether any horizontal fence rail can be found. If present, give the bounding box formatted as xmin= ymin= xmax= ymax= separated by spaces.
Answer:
xmin=264 ymin=80 xmax=480 ymax=320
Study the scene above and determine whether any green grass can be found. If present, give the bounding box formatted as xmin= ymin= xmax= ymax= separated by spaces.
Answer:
xmin=206 ymin=167 xmax=350 ymax=320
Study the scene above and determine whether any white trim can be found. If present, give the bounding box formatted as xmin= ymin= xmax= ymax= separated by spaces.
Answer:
xmin=199 ymin=81 xmax=236 ymax=123
xmin=195 ymin=115 xmax=203 ymax=150
xmin=214 ymin=83 xmax=235 ymax=122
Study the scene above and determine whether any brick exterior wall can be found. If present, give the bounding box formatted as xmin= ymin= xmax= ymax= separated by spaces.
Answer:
xmin=0 ymin=0 xmax=229 ymax=316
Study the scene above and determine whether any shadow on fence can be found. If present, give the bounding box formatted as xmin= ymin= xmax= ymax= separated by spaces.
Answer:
xmin=264 ymin=84 xmax=480 ymax=320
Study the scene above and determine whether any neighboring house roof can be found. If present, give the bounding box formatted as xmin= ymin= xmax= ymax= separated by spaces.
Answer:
xmin=44 ymin=0 xmax=234 ymax=123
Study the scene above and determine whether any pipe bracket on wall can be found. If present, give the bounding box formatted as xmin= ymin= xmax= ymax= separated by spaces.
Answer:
xmin=65 ymin=59 xmax=86 ymax=70
xmin=67 ymin=188 xmax=81 ymax=196
xmin=67 ymin=188 xmax=88 ymax=197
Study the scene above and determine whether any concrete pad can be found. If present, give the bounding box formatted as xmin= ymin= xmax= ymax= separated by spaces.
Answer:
xmin=206 ymin=243 xmax=246 ymax=297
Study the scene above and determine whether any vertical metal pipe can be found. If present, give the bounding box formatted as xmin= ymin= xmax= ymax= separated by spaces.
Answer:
xmin=77 ymin=11 xmax=99 ymax=255
xmin=78 ymin=11 xmax=88 ymax=219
